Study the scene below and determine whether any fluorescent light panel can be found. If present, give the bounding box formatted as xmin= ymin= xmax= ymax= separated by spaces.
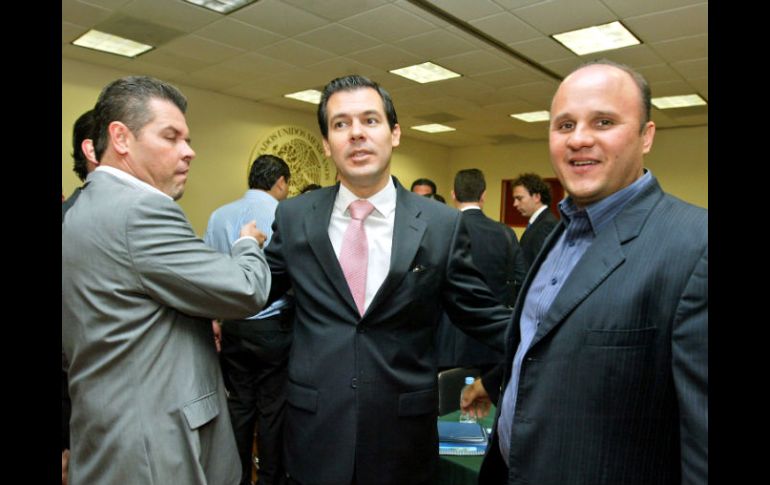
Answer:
xmin=651 ymin=94 xmax=707 ymax=109
xmin=552 ymin=21 xmax=640 ymax=56
xmin=72 ymin=30 xmax=153 ymax=58
xmin=510 ymin=110 xmax=550 ymax=123
xmin=411 ymin=124 xmax=456 ymax=133
xmin=389 ymin=62 xmax=461 ymax=84
xmin=284 ymin=89 xmax=323 ymax=104
xmin=183 ymin=0 xmax=257 ymax=13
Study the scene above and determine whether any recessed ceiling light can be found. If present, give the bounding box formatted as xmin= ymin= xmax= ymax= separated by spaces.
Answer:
xmin=510 ymin=111 xmax=550 ymax=123
xmin=651 ymin=94 xmax=707 ymax=109
xmin=183 ymin=0 xmax=257 ymax=14
xmin=552 ymin=21 xmax=640 ymax=56
xmin=284 ymin=89 xmax=323 ymax=104
xmin=389 ymin=62 xmax=461 ymax=84
xmin=411 ymin=124 xmax=456 ymax=133
xmin=72 ymin=30 xmax=153 ymax=58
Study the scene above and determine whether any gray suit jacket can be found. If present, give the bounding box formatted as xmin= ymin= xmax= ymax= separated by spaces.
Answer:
xmin=62 ymin=170 xmax=271 ymax=485
xmin=480 ymin=177 xmax=708 ymax=485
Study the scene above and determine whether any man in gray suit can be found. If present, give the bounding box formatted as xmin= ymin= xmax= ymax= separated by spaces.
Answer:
xmin=463 ymin=60 xmax=707 ymax=484
xmin=62 ymin=76 xmax=271 ymax=485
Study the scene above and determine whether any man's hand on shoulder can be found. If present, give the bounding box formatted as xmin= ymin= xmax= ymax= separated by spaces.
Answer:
xmin=240 ymin=221 xmax=267 ymax=248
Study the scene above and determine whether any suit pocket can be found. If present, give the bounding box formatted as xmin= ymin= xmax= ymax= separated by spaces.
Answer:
xmin=182 ymin=391 xmax=220 ymax=430
xmin=398 ymin=388 xmax=437 ymax=417
xmin=287 ymin=380 xmax=319 ymax=413
xmin=585 ymin=327 xmax=656 ymax=348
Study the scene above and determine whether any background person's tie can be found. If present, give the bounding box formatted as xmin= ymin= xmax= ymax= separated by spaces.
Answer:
xmin=339 ymin=199 xmax=375 ymax=316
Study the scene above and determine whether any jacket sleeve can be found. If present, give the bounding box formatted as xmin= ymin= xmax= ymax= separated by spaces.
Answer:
xmin=672 ymin=244 xmax=708 ymax=485
xmin=127 ymin=192 xmax=271 ymax=320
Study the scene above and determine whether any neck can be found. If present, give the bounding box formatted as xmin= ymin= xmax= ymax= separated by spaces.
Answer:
xmin=456 ymin=201 xmax=481 ymax=210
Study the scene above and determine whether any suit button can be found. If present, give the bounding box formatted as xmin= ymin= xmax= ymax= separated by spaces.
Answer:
xmin=351 ymin=378 xmax=358 ymax=389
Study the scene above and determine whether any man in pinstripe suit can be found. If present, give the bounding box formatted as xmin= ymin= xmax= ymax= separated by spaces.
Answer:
xmin=463 ymin=60 xmax=707 ymax=485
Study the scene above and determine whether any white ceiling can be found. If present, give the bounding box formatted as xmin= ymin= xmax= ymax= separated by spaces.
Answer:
xmin=62 ymin=0 xmax=708 ymax=148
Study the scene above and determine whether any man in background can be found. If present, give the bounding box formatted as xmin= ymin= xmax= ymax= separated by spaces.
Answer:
xmin=510 ymin=173 xmax=559 ymax=268
xmin=410 ymin=177 xmax=436 ymax=196
xmin=463 ymin=60 xmax=707 ymax=485
xmin=435 ymin=168 xmax=526 ymax=373
xmin=205 ymin=154 xmax=293 ymax=485
xmin=63 ymin=76 xmax=271 ymax=485
xmin=61 ymin=108 xmax=99 ymax=485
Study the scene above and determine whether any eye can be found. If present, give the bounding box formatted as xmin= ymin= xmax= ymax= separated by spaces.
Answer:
xmin=333 ymin=120 xmax=348 ymax=129
xmin=366 ymin=117 xmax=379 ymax=125
xmin=596 ymin=119 xmax=614 ymax=128
xmin=556 ymin=121 xmax=574 ymax=131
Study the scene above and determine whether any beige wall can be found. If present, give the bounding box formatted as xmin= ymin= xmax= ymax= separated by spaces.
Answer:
xmin=63 ymin=58 xmax=451 ymax=234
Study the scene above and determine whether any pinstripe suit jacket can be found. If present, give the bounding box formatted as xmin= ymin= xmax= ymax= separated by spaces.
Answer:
xmin=479 ymin=177 xmax=707 ymax=485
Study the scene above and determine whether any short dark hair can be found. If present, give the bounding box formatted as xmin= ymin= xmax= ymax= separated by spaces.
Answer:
xmin=453 ymin=169 xmax=486 ymax=203
xmin=511 ymin=173 xmax=551 ymax=206
xmin=248 ymin=154 xmax=290 ymax=191
xmin=425 ymin=193 xmax=446 ymax=204
xmin=300 ymin=183 xmax=322 ymax=194
xmin=566 ymin=59 xmax=651 ymax=133
xmin=71 ymin=109 xmax=95 ymax=182
xmin=410 ymin=178 xmax=436 ymax=194
xmin=317 ymin=75 xmax=398 ymax=139
xmin=93 ymin=76 xmax=188 ymax=161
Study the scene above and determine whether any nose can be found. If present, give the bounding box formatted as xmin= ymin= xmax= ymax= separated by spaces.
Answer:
xmin=181 ymin=141 xmax=195 ymax=163
xmin=566 ymin=124 xmax=595 ymax=151
xmin=349 ymin=118 xmax=365 ymax=141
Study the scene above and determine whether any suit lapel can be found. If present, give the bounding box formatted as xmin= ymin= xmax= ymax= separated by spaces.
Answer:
xmin=303 ymin=185 xmax=359 ymax=315
xmin=365 ymin=181 xmax=426 ymax=317
xmin=529 ymin=179 xmax=663 ymax=347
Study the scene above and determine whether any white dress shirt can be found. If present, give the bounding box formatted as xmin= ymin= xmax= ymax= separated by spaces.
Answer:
xmin=328 ymin=179 xmax=396 ymax=314
xmin=528 ymin=205 xmax=548 ymax=225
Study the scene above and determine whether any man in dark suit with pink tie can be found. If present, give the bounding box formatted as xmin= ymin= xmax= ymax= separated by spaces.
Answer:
xmin=265 ymin=75 xmax=512 ymax=485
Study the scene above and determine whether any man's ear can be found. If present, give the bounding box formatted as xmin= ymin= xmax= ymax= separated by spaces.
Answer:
xmin=109 ymin=121 xmax=131 ymax=156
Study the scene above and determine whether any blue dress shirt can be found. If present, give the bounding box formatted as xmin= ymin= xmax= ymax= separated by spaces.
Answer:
xmin=497 ymin=170 xmax=654 ymax=466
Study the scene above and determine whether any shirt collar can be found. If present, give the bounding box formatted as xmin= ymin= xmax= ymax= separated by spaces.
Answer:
xmin=460 ymin=204 xmax=481 ymax=212
xmin=529 ymin=205 xmax=548 ymax=225
xmin=335 ymin=177 xmax=397 ymax=218
xmin=559 ymin=169 xmax=654 ymax=234
xmin=94 ymin=165 xmax=172 ymax=201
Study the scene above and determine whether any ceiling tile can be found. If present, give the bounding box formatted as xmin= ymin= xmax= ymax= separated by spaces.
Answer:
xmin=117 ymin=0 xmax=219 ymax=33
xmin=305 ymin=57 xmax=382 ymax=82
xmin=671 ymin=58 xmax=707 ymax=80
xmin=423 ymin=0 xmax=504 ymax=21
xmin=469 ymin=66 xmax=546 ymax=89
xmin=469 ymin=12 xmax=541 ymax=44
xmin=231 ymin=0 xmax=327 ymax=37
xmin=63 ymin=0 xmax=113 ymax=26
xmin=492 ymin=0 xmax=544 ymax=10
xmin=121 ymin=59 xmax=187 ymax=81
xmin=282 ymin=0 xmax=390 ymax=21
xmin=596 ymin=44 xmax=665 ymax=68
xmin=508 ymin=37 xmax=574 ymax=63
xmin=647 ymin=79 xmax=700 ymax=97
xmin=162 ymin=35 xmax=244 ymax=63
xmin=295 ymin=24 xmax=381 ymax=56
xmin=346 ymin=45 xmax=423 ymax=71
xmin=512 ymin=0 xmax=617 ymax=35
xmin=194 ymin=18 xmax=284 ymax=51
xmin=63 ymin=21 xmax=87 ymax=44
xmin=78 ymin=0 xmax=131 ymax=8
xmin=93 ymin=14 xmax=186 ymax=46
xmin=623 ymin=3 xmax=707 ymax=43
xmin=600 ymin=0 xmax=705 ymax=19
xmin=649 ymin=34 xmax=707 ymax=64
xmin=257 ymin=39 xmax=337 ymax=66
xmin=218 ymin=52 xmax=300 ymax=77
xmin=137 ymin=49 xmax=212 ymax=73
xmin=636 ymin=64 xmax=685 ymax=84
xmin=688 ymin=77 xmax=707 ymax=99
xmin=435 ymin=50 xmax=514 ymax=76
xmin=340 ymin=4 xmax=439 ymax=43
xmin=62 ymin=43 xmax=131 ymax=69
xmin=394 ymin=29 xmax=477 ymax=59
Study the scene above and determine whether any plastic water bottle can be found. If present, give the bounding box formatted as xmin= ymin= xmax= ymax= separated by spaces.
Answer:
xmin=458 ymin=376 xmax=477 ymax=423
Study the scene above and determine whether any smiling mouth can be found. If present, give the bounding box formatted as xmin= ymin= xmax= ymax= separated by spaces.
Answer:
xmin=570 ymin=160 xmax=598 ymax=166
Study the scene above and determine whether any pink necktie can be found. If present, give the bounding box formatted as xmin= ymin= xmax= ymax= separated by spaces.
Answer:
xmin=339 ymin=199 xmax=375 ymax=316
